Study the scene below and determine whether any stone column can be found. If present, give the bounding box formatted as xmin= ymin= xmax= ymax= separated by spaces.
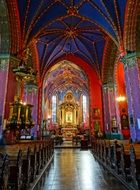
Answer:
xmin=123 ymin=53 xmax=140 ymax=141
xmin=62 ymin=107 xmax=65 ymax=125
xmin=102 ymin=83 xmax=120 ymax=134
xmin=25 ymin=86 xmax=38 ymax=124
xmin=0 ymin=56 xmax=9 ymax=137
xmin=74 ymin=108 xmax=76 ymax=125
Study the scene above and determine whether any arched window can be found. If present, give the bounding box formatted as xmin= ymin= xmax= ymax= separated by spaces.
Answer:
xmin=83 ymin=95 xmax=87 ymax=122
xmin=52 ymin=95 xmax=57 ymax=123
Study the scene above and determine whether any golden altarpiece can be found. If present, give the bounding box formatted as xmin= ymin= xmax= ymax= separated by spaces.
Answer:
xmin=5 ymin=49 xmax=36 ymax=141
xmin=58 ymin=92 xmax=79 ymax=140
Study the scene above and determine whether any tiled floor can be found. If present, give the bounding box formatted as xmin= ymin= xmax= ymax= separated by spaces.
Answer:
xmin=35 ymin=149 xmax=126 ymax=190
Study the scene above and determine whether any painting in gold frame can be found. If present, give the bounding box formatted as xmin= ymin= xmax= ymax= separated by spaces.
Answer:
xmin=92 ymin=108 xmax=100 ymax=119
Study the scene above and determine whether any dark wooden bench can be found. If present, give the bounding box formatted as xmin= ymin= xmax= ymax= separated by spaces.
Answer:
xmin=0 ymin=143 xmax=36 ymax=189
xmin=0 ymin=139 xmax=54 ymax=189
xmin=91 ymin=139 xmax=140 ymax=190
xmin=129 ymin=144 xmax=140 ymax=190
xmin=36 ymin=145 xmax=41 ymax=175
xmin=120 ymin=144 xmax=131 ymax=181
xmin=103 ymin=140 xmax=111 ymax=166
xmin=21 ymin=147 xmax=31 ymax=189
xmin=8 ymin=149 xmax=22 ymax=190
xmin=30 ymin=145 xmax=37 ymax=182
xmin=0 ymin=153 xmax=9 ymax=190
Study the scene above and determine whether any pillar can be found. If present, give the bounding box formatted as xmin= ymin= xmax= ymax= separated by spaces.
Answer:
xmin=102 ymin=83 xmax=120 ymax=135
xmin=123 ymin=53 xmax=140 ymax=141
xmin=0 ymin=56 xmax=10 ymax=137
xmin=25 ymin=86 xmax=38 ymax=124
xmin=74 ymin=108 xmax=76 ymax=125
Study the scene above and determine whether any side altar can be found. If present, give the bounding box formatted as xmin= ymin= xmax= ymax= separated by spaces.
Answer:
xmin=8 ymin=97 xmax=34 ymax=128
xmin=5 ymin=96 xmax=34 ymax=143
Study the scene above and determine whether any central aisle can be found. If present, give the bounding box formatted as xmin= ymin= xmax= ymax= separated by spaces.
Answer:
xmin=37 ymin=149 xmax=126 ymax=190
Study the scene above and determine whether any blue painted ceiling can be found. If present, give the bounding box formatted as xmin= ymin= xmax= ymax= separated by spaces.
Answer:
xmin=17 ymin=0 xmax=127 ymax=75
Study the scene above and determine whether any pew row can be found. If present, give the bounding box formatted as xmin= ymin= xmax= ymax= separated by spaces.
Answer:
xmin=0 ymin=153 xmax=9 ymax=190
xmin=91 ymin=139 xmax=140 ymax=190
xmin=0 ymin=138 xmax=54 ymax=190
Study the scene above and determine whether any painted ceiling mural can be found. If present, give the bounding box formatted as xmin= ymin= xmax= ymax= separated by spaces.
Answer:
xmin=43 ymin=60 xmax=88 ymax=99
xmin=8 ymin=0 xmax=127 ymax=77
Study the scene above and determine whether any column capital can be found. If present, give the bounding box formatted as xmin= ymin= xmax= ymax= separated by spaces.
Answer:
xmin=102 ymin=82 xmax=116 ymax=91
xmin=25 ymin=83 xmax=38 ymax=94
xmin=0 ymin=56 xmax=9 ymax=70
xmin=0 ymin=54 xmax=10 ymax=59
xmin=126 ymin=56 xmax=136 ymax=68
xmin=10 ymin=56 xmax=21 ymax=67
xmin=121 ymin=52 xmax=137 ymax=68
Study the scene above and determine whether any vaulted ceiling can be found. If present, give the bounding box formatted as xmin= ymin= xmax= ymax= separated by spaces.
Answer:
xmin=10 ymin=0 xmax=127 ymax=77
xmin=43 ymin=60 xmax=88 ymax=98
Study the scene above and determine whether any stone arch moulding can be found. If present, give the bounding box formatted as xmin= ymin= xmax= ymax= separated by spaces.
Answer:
xmin=39 ymin=54 xmax=103 ymax=132
xmin=124 ymin=0 xmax=140 ymax=51
xmin=0 ymin=0 xmax=11 ymax=136
xmin=101 ymin=38 xmax=118 ymax=84
xmin=6 ymin=0 xmax=22 ymax=54
xmin=0 ymin=0 xmax=10 ymax=54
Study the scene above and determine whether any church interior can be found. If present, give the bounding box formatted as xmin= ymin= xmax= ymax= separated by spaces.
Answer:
xmin=0 ymin=0 xmax=140 ymax=189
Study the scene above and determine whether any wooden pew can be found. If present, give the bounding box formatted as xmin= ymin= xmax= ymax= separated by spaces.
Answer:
xmin=91 ymin=139 xmax=140 ymax=190
xmin=30 ymin=145 xmax=37 ymax=182
xmin=0 ymin=153 xmax=9 ymax=190
xmin=98 ymin=140 xmax=102 ymax=159
xmin=101 ymin=140 xmax=105 ymax=162
xmin=120 ymin=144 xmax=131 ymax=181
xmin=95 ymin=139 xmax=100 ymax=157
xmin=110 ymin=141 xmax=122 ymax=173
xmin=18 ymin=140 xmax=41 ymax=178
xmin=43 ymin=142 xmax=48 ymax=164
xmin=9 ymin=142 xmax=33 ymax=189
xmin=103 ymin=140 xmax=111 ymax=166
xmin=0 ymin=139 xmax=54 ymax=189
xmin=21 ymin=147 xmax=31 ymax=189
xmin=112 ymin=142 xmax=140 ymax=190
xmin=91 ymin=139 xmax=96 ymax=154
xmin=36 ymin=145 xmax=41 ymax=175
xmin=129 ymin=144 xmax=140 ymax=190
xmin=8 ymin=149 xmax=22 ymax=190
xmin=47 ymin=139 xmax=54 ymax=160
xmin=0 ymin=143 xmax=33 ymax=189
xmin=41 ymin=143 xmax=45 ymax=168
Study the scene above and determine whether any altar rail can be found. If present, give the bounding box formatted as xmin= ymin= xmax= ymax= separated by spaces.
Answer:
xmin=0 ymin=138 xmax=54 ymax=190
xmin=91 ymin=139 xmax=140 ymax=190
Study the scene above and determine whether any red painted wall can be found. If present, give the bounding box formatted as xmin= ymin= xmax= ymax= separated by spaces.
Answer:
xmin=4 ymin=66 xmax=16 ymax=119
xmin=116 ymin=62 xmax=130 ymax=138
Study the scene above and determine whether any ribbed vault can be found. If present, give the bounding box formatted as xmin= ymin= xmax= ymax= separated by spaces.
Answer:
xmin=43 ymin=60 xmax=88 ymax=99
xmin=6 ymin=0 xmax=127 ymax=81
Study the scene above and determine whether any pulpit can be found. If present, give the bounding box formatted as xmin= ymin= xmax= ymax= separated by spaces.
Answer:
xmin=8 ymin=97 xmax=34 ymax=128
xmin=6 ymin=97 xmax=34 ymax=142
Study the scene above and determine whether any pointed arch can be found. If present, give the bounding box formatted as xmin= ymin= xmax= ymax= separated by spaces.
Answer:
xmin=124 ymin=0 xmax=140 ymax=51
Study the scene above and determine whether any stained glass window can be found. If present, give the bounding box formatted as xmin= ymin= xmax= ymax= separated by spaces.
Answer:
xmin=83 ymin=95 xmax=87 ymax=122
xmin=52 ymin=95 xmax=57 ymax=123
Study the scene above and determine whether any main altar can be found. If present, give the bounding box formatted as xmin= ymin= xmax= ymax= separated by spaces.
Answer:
xmin=58 ymin=91 xmax=79 ymax=140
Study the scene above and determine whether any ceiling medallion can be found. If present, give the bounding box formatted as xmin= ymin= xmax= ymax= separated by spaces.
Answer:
xmin=67 ymin=6 xmax=78 ymax=16
xmin=65 ymin=28 xmax=77 ymax=38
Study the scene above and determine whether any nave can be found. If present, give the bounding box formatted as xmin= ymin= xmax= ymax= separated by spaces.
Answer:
xmin=35 ymin=149 xmax=126 ymax=190
xmin=1 ymin=1 xmax=140 ymax=190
